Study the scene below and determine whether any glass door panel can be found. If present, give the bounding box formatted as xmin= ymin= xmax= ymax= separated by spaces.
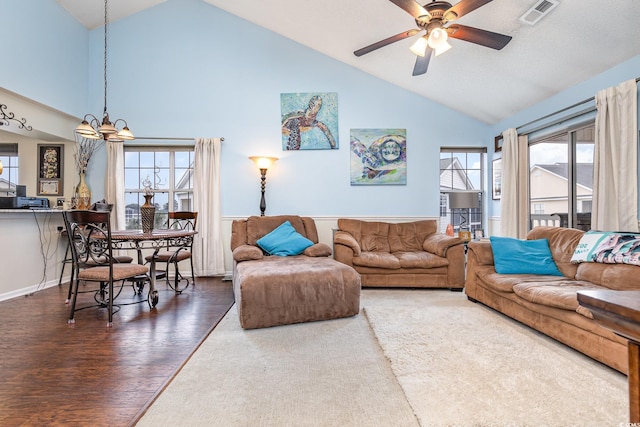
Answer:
xmin=529 ymin=135 xmax=568 ymax=228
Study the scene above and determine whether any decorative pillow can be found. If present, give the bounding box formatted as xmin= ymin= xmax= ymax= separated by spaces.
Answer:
xmin=571 ymin=230 xmax=640 ymax=265
xmin=490 ymin=236 xmax=563 ymax=276
xmin=256 ymin=221 xmax=314 ymax=256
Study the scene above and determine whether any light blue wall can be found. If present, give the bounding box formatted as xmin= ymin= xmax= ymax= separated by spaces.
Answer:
xmin=488 ymin=55 xmax=640 ymax=218
xmin=8 ymin=0 xmax=637 ymax=220
xmin=82 ymin=0 xmax=489 ymax=217
xmin=0 ymin=0 xmax=89 ymax=116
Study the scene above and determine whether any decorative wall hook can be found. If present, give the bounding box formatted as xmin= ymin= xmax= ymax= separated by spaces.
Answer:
xmin=0 ymin=104 xmax=32 ymax=131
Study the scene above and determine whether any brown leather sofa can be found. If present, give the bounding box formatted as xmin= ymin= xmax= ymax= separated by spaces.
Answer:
xmin=333 ymin=219 xmax=465 ymax=289
xmin=231 ymin=215 xmax=361 ymax=329
xmin=466 ymin=226 xmax=635 ymax=374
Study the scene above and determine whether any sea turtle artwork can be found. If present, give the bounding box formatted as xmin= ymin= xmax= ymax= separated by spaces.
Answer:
xmin=350 ymin=129 xmax=407 ymax=185
xmin=281 ymin=92 xmax=338 ymax=150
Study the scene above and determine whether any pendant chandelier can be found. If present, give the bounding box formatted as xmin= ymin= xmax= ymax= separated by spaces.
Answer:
xmin=75 ymin=0 xmax=134 ymax=142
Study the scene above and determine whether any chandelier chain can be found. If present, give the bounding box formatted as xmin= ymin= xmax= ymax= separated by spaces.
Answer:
xmin=103 ymin=0 xmax=108 ymax=116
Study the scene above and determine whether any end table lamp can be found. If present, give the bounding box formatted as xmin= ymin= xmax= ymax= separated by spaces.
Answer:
xmin=448 ymin=191 xmax=480 ymax=242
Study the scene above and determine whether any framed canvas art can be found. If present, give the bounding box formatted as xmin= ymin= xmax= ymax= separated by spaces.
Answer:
xmin=37 ymin=144 xmax=63 ymax=196
xmin=281 ymin=92 xmax=338 ymax=150
xmin=350 ymin=129 xmax=406 ymax=185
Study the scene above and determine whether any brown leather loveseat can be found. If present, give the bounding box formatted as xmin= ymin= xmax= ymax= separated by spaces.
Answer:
xmin=333 ymin=219 xmax=465 ymax=289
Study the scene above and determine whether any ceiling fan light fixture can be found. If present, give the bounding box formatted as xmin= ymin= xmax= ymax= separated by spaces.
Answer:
xmin=409 ymin=36 xmax=429 ymax=57
xmin=427 ymin=28 xmax=449 ymax=49
xmin=434 ymin=40 xmax=452 ymax=56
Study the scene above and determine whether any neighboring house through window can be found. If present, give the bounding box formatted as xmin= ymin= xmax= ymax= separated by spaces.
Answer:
xmin=439 ymin=148 xmax=485 ymax=235
xmin=529 ymin=125 xmax=594 ymax=230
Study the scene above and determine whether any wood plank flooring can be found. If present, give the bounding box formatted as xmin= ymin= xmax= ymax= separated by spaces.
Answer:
xmin=0 ymin=277 xmax=235 ymax=427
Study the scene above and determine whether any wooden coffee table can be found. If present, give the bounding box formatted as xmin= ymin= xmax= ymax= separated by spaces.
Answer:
xmin=577 ymin=290 xmax=640 ymax=422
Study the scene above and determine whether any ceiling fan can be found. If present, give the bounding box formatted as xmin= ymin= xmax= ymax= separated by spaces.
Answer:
xmin=354 ymin=0 xmax=512 ymax=76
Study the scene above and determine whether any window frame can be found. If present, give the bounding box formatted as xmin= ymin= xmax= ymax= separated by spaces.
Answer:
xmin=439 ymin=147 xmax=486 ymax=235
xmin=528 ymin=122 xmax=594 ymax=230
xmin=123 ymin=145 xmax=194 ymax=230
xmin=0 ymin=143 xmax=19 ymax=196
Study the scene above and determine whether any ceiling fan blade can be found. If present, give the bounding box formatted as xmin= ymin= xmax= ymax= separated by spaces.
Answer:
xmin=445 ymin=0 xmax=493 ymax=20
xmin=354 ymin=29 xmax=420 ymax=57
xmin=447 ymin=24 xmax=512 ymax=50
xmin=389 ymin=0 xmax=430 ymax=19
xmin=412 ymin=47 xmax=433 ymax=76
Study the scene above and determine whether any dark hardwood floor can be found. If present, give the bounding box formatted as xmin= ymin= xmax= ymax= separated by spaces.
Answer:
xmin=0 ymin=277 xmax=235 ymax=427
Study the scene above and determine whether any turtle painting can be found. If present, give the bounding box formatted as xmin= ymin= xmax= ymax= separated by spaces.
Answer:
xmin=350 ymin=129 xmax=407 ymax=185
xmin=281 ymin=92 xmax=338 ymax=150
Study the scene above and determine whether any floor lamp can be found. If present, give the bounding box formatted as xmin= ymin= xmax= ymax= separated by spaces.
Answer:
xmin=249 ymin=156 xmax=278 ymax=216
xmin=448 ymin=191 xmax=481 ymax=242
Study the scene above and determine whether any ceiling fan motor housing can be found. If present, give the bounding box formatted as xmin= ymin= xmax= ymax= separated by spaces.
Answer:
xmin=416 ymin=1 xmax=454 ymax=30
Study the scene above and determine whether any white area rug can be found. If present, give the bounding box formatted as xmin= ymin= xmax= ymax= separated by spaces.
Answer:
xmin=137 ymin=289 xmax=628 ymax=426
xmin=362 ymin=289 xmax=628 ymax=426
xmin=136 ymin=304 xmax=418 ymax=427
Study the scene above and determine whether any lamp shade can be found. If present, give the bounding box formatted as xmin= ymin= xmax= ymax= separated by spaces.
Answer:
xmin=409 ymin=36 xmax=429 ymax=57
xmin=449 ymin=191 xmax=481 ymax=209
xmin=249 ymin=156 xmax=278 ymax=170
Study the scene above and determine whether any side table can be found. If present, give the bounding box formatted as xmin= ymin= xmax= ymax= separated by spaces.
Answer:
xmin=577 ymin=290 xmax=640 ymax=423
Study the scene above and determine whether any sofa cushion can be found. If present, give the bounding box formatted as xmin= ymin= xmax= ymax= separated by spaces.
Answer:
xmin=512 ymin=281 xmax=607 ymax=311
xmin=476 ymin=268 xmax=567 ymax=293
xmin=256 ymin=221 xmax=314 ymax=256
xmin=388 ymin=220 xmax=437 ymax=252
xmin=247 ymin=215 xmax=308 ymax=246
xmin=575 ymin=262 xmax=640 ymax=290
xmin=352 ymin=252 xmax=400 ymax=269
xmin=527 ymin=226 xmax=583 ymax=279
xmin=338 ymin=219 xmax=391 ymax=252
xmin=393 ymin=251 xmax=448 ymax=269
xmin=490 ymin=236 xmax=563 ymax=276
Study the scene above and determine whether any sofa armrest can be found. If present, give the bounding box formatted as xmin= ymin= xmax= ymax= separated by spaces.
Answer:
xmin=467 ymin=241 xmax=494 ymax=266
xmin=303 ymin=243 xmax=332 ymax=257
xmin=233 ymin=244 xmax=264 ymax=262
xmin=422 ymin=234 xmax=463 ymax=257
xmin=334 ymin=230 xmax=361 ymax=256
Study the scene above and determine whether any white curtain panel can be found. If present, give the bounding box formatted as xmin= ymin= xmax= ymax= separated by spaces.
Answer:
xmin=193 ymin=137 xmax=225 ymax=276
xmin=593 ymin=79 xmax=638 ymax=232
xmin=500 ymin=129 xmax=529 ymax=238
xmin=105 ymin=140 xmax=125 ymax=230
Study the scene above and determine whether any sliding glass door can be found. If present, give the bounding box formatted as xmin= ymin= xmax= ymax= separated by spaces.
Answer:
xmin=529 ymin=125 xmax=594 ymax=230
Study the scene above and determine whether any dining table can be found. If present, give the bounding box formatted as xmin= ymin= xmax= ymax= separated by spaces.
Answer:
xmin=109 ymin=228 xmax=197 ymax=307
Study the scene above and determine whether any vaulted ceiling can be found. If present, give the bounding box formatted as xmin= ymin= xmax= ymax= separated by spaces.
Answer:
xmin=56 ymin=0 xmax=640 ymax=124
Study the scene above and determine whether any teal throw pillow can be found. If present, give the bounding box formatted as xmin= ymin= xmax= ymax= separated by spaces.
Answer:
xmin=490 ymin=236 xmax=563 ymax=276
xmin=256 ymin=221 xmax=314 ymax=256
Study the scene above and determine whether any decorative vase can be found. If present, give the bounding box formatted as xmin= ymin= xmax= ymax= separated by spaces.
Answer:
xmin=76 ymin=173 xmax=91 ymax=210
xmin=140 ymin=194 xmax=155 ymax=233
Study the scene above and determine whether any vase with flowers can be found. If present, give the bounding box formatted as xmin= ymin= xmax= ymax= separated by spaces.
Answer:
xmin=140 ymin=176 xmax=155 ymax=233
xmin=73 ymin=136 xmax=104 ymax=209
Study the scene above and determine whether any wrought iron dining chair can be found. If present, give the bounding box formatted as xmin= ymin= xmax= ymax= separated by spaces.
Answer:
xmin=63 ymin=210 xmax=149 ymax=327
xmin=145 ymin=211 xmax=198 ymax=293
xmin=60 ymin=202 xmax=133 ymax=304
